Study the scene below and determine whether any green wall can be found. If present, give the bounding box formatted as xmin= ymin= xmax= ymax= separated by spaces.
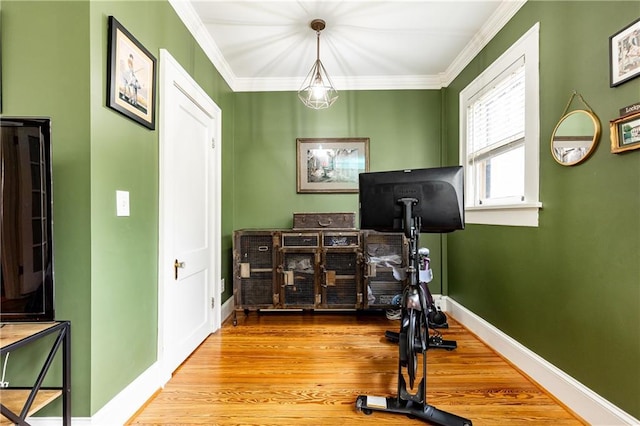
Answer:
xmin=3 ymin=0 xmax=639 ymax=421
xmin=2 ymin=0 xmax=234 ymax=417
xmin=444 ymin=1 xmax=640 ymax=418
xmin=87 ymin=0 xmax=234 ymax=413
xmin=232 ymin=90 xmax=448 ymax=290
xmin=2 ymin=0 xmax=93 ymax=417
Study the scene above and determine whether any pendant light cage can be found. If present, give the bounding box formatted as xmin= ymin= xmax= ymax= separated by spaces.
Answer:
xmin=298 ymin=19 xmax=339 ymax=109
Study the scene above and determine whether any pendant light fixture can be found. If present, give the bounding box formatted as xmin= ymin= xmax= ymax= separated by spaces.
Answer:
xmin=298 ymin=19 xmax=338 ymax=109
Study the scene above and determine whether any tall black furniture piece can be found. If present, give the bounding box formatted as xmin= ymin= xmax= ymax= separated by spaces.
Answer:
xmin=0 ymin=321 xmax=71 ymax=426
xmin=1 ymin=118 xmax=55 ymax=323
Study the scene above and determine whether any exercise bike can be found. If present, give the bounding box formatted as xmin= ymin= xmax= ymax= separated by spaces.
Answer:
xmin=355 ymin=198 xmax=472 ymax=426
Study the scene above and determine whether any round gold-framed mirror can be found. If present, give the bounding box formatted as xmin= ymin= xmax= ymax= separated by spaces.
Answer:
xmin=551 ymin=109 xmax=601 ymax=166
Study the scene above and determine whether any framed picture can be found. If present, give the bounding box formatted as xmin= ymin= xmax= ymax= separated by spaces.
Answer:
xmin=609 ymin=17 xmax=640 ymax=87
xmin=107 ymin=16 xmax=156 ymax=129
xmin=296 ymin=138 xmax=369 ymax=193
xmin=610 ymin=111 xmax=640 ymax=154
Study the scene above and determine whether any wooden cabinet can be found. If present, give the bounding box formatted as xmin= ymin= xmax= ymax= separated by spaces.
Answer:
xmin=233 ymin=229 xmax=407 ymax=315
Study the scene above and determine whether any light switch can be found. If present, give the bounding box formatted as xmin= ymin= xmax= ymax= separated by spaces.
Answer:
xmin=116 ymin=190 xmax=130 ymax=217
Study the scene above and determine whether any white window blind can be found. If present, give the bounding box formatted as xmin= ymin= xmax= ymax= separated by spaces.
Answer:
xmin=467 ymin=58 xmax=525 ymax=158
xmin=466 ymin=58 xmax=525 ymax=205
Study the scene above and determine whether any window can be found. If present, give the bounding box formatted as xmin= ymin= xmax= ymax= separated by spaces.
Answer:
xmin=460 ymin=23 xmax=541 ymax=227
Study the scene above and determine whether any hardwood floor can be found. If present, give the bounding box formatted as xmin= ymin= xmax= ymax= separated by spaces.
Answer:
xmin=128 ymin=311 xmax=585 ymax=425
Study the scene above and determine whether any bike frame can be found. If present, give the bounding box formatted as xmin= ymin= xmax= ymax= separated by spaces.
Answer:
xmin=397 ymin=198 xmax=429 ymax=402
xmin=355 ymin=197 xmax=472 ymax=426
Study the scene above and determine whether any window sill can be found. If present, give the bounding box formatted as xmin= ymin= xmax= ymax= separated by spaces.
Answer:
xmin=465 ymin=202 xmax=542 ymax=227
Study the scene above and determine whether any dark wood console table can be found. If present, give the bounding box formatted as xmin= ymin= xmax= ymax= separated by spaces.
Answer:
xmin=0 ymin=321 xmax=70 ymax=426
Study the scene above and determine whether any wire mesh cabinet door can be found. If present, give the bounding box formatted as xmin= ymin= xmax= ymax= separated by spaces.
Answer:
xmin=279 ymin=232 xmax=320 ymax=309
xmin=361 ymin=230 xmax=408 ymax=310
xmin=280 ymin=250 xmax=319 ymax=308
xmin=319 ymin=232 xmax=362 ymax=309
xmin=233 ymin=230 xmax=281 ymax=311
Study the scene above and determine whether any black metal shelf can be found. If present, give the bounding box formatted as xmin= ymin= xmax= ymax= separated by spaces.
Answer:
xmin=0 ymin=321 xmax=70 ymax=426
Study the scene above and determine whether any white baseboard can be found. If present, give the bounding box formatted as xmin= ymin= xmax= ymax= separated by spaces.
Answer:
xmin=23 ymin=417 xmax=90 ymax=426
xmin=86 ymin=300 xmax=234 ymax=425
xmin=90 ymin=361 xmax=170 ymax=425
xmin=221 ymin=295 xmax=235 ymax=324
xmin=443 ymin=297 xmax=640 ymax=426
xmin=25 ymin=361 xmax=170 ymax=426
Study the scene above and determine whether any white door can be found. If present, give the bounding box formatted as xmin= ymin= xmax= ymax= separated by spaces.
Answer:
xmin=158 ymin=49 xmax=222 ymax=376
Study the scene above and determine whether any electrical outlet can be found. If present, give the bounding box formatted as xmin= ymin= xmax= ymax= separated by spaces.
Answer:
xmin=220 ymin=278 xmax=225 ymax=294
xmin=116 ymin=190 xmax=130 ymax=217
xmin=0 ymin=381 xmax=9 ymax=388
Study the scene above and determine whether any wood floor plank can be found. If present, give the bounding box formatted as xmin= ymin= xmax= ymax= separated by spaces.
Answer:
xmin=128 ymin=311 xmax=585 ymax=425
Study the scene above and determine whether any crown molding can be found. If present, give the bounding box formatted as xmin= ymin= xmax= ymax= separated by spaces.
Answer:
xmin=168 ymin=0 xmax=238 ymax=91
xmin=170 ymin=0 xmax=527 ymax=92
xmin=441 ymin=0 xmax=527 ymax=86
xmin=233 ymin=74 xmax=446 ymax=92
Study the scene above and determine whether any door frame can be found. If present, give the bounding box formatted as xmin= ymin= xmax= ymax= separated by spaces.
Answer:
xmin=157 ymin=49 xmax=222 ymax=378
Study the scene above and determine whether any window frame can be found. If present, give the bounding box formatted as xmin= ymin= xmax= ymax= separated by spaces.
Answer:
xmin=459 ymin=22 xmax=541 ymax=227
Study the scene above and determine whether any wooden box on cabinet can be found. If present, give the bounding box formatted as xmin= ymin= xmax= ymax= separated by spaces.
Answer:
xmin=233 ymin=230 xmax=281 ymax=310
xmin=292 ymin=212 xmax=356 ymax=230
xmin=361 ymin=230 xmax=408 ymax=310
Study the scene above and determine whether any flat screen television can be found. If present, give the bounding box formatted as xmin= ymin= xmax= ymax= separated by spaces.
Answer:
xmin=359 ymin=166 xmax=464 ymax=233
xmin=1 ymin=117 xmax=55 ymax=321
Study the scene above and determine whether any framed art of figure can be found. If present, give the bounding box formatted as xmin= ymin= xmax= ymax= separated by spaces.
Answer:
xmin=609 ymin=17 xmax=640 ymax=87
xmin=107 ymin=16 xmax=156 ymax=129
xmin=296 ymin=138 xmax=369 ymax=193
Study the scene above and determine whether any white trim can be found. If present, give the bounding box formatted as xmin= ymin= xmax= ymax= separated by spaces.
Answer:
xmin=442 ymin=0 xmax=527 ymax=86
xmin=168 ymin=0 xmax=237 ymax=91
xmin=169 ymin=0 xmax=526 ymax=92
xmin=25 ymin=417 xmax=90 ymax=425
xmin=466 ymin=203 xmax=541 ymax=227
xmin=158 ymin=49 xmax=222 ymax=376
xmin=90 ymin=362 xmax=169 ymax=426
xmin=459 ymin=22 xmax=541 ymax=227
xmin=221 ymin=294 xmax=235 ymax=324
xmin=25 ymin=362 xmax=169 ymax=426
xmin=443 ymin=297 xmax=640 ymax=426
xmin=30 ymin=305 xmax=234 ymax=426
xmin=233 ymin=74 xmax=446 ymax=92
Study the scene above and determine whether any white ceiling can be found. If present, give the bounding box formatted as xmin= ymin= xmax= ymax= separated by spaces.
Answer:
xmin=170 ymin=0 xmax=526 ymax=92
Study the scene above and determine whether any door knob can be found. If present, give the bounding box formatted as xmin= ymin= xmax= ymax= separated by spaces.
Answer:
xmin=174 ymin=259 xmax=185 ymax=280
